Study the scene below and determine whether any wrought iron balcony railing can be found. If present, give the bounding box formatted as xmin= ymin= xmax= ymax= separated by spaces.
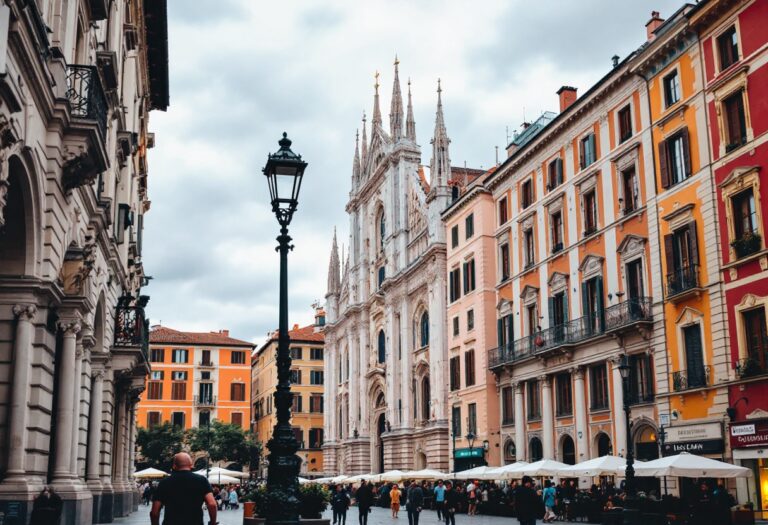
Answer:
xmin=194 ymin=395 xmax=217 ymax=407
xmin=114 ymin=295 xmax=149 ymax=361
xmin=735 ymin=357 xmax=768 ymax=379
xmin=671 ymin=366 xmax=711 ymax=392
xmin=198 ymin=360 xmax=215 ymax=368
xmin=604 ymin=297 xmax=653 ymax=332
xmin=667 ymin=264 xmax=700 ymax=297
xmin=66 ymin=65 xmax=108 ymax=138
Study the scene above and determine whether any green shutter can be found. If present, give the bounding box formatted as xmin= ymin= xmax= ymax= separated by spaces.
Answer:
xmin=596 ymin=276 xmax=605 ymax=332
xmin=497 ymin=318 xmax=504 ymax=346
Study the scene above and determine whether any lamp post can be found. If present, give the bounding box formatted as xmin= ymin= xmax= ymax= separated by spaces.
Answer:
xmin=465 ymin=429 xmax=476 ymax=469
xmin=657 ymin=425 xmax=668 ymax=495
xmin=618 ymin=354 xmax=639 ymax=525
xmin=262 ymin=132 xmax=308 ymax=525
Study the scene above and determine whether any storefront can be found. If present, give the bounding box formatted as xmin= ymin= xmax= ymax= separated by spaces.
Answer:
xmin=453 ymin=447 xmax=487 ymax=472
xmin=730 ymin=419 xmax=768 ymax=519
xmin=662 ymin=422 xmax=726 ymax=499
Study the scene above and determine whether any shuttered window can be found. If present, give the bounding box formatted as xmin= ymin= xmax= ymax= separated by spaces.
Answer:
xmin=449 ymin=356 xmax=461 ymax=391
xmin=618 ymin=105 xmax=632 ymax=143
xmin=548 ymin=158 xmax=563 ymax=190
xmin=230 ymin=382 xmax=245 ymax=401
xmin=717 ymin=26 xmax=739 ymax=70
xmin=171 ymin=381 xmax=186 ymax=401
xmin=147 ymin=382 xmax=163 ymax=400
xmin=231 ymin=412 xmax=243 ymax=428
xmin=501 ymin=387 xmax=514 ymax=425
xmin=723 ymin=90 xmax=747 ymax=152
xmin=659 ymin=128 xmax=691 ymax=188
xmin=464 ymin=350 xmax=476 ymax=387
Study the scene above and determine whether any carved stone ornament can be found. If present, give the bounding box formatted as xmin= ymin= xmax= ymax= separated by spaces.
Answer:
xmin=548 ymin=272 xmax=568 ymax=293
xmin=522 ymin=214 xmax=535 ymax=232
xmin=12 ymin=304 xmax=37 ymax=321
xmin=520 ymin=285 xmax=539 ymax=305
xmin=59 ymin=235 xmax=97 ymax=295
xmin=62 ymin=146 xmax=100 ymax=192
xmin=0 ymin=115 xmax=21 ymax=228
xmin=579 ymin=254 xmax=604 ymax=279
xmin=617 ymin=235 xmax=646 ymax=258
xmin=58 ymin=320 xmax=82 ymax=335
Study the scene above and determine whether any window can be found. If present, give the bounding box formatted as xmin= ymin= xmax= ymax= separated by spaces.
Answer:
xmin=292 ymin=393 xmax=303 ymax=413
xmin=579 ymin=133 xmax=597 ymax=169
xmin=524 ymin=229 xmax=535 ymax=268
xmin=150 ymin=370 xmax=164 ymax=381
xmin=660 ymin=128 xmax=690 ymax=188
xmin=198 ymin=383 xmax=213 ymax=404
xmin=550 ymin=292 xmax=567 ymax=329
xmin=420 ymin=312 xmax=430 ymax=347
xmin=583 ymin=190 xmax=597 ymax=236
xmin=504 ymin=440 xmax=517 ymax=462
xmin=621 ymin=167 xmax=638 ymax=214
xmin=548 ymin=158 xmax=563 ymax=190
xmin=147 ymin=411 xmax=161 ymax=427
xmin=309 ymin=428 xmax=324 ymax=449
xmin=663 ymin=70 xmax=681 ymax=107
xmin=421 ymin=377 xmax=430 ymax=421
xmin=717 ymin=25 xmax=739 ymax=70
xmin=290 ymin=369 xmax=302 ymax=384
xmin=171 ymin=412 xmax=185 ymax=428
xmin=230 ymin=382 xmax=245 ymax=401
xmin=449 ymin=268 xmax=461 ymax=302
xmin=529 ymin=437 xmax=543 ymax=462
xmin=171 ymin=370 xmax=186 ymax=381
xmin=680 ymin=325 xmax=707 ymax=389
xmin=172 ymin=349 xmax=188 ymax=364
xmin=451 ymin=185 xmax=459 ymax=202
xmin=555 ymin=373 xmax=573 ymax=416
xmin=464 ymin=350 xmax=476 ymax=387
xmin=743 ymin=307 xmax=768 ymax=374
xmin=310 ymin=370 xmax=324 ymax=385
xmin=500 ymin=244 xmax=510 ymax=282
xmin=378 ymin=208 xmax=386 ymax=251
xmin=626 ymin=259 xmax=645 ymax=301
xmin=501 ymin=387 xmax=514 ymax=425
xmin=451 ymin=225 xmax=459 ymax=248
xmin=377 ymin=330 xmax=386 ymax=363
xmin=450 ymin=356 xmax=461 ymax=391
xmin=310 ymin=347 xmax=323 ymax=360
xmin=526 ymin=303 xmax=538 ymax=336
xmin=147 ymin=382 xmax=162 ymax=400
xmin=498 ymin=197 xmax=509 ymax=225
xmin=665 ymin=222 xmax=699 ymax=295
xmin=200 ymin=349 xmax=211 ymax=366
xmin=527 ymin=380 xmax=541 ymax=420
xmin=467 ymin=309 xmax=474 ymax=331
xmin=550 ymin=211 xmax=563 ymax=254
xmin=462 ymin=259 xmax=476 ymax=293
xmin=231 ymin=412 xmax=243 ymax=428
xmin=618 ymin=105 xmax=632 ymax=143
xmin=310 ymin=394 xmax=324 ymax=413
xmin=468 ymin=403 xmax=478 ymax=434
xmin=150 ymin=348 xmax=164 ymax=362
xmin=290 ymin=347 xmax=303 ymax=360
xmin=723 ymin=90 xmax=747 ymax=152
xmin=521 ymin=179 xmax=534 ymax=209
xmin=378 ymin=266 xmax=385 ymax=287
xmin=589 ymin=364 xmax=609 ymax=410
xmin=497 ymin=314 xmax=514 ymax=348
xmin=452 ymin=405 xmax=461 ymax=436
xmin=292 ymin=427 xmax=305 ymax=449
xmin=231 ymin=351 xmax=246 ymax=364
xmin=199 ymin=411 xmax=210 ymax=427
xmin=583 ymin=276 xmax=604 ymax=334
xmin=452 ymin=316 xmax=460 ymax=337
xmin=465 ymin=214 xmax=474 ymax=239
xmin=628 ymin=354 xmax=655 ymax=404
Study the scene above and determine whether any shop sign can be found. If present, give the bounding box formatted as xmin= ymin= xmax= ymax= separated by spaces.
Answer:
xmin=665 ymin=422 xmax=722 ymax=443
xmin=662 ymin=439 xmax=724 ymax=456
xmin=454 ymin=447 xmax=484 ymax=459
xmin=730 ymin=419 xmax=768 ymax=449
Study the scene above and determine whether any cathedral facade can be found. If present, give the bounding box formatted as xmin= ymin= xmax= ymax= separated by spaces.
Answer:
xmin=323 ymin=62 xmax=465 ymax=474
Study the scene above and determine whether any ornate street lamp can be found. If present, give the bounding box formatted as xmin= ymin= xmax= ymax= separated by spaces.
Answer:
xmin=657 ymin=426 xmax=668 ymax=495
xmin=618 ymin=354 xmax=639 ymax=525
xmin=262 ymin=132 xmax=307 ymax=525
xmin=465 ymin=429 xmax=477 ymax=469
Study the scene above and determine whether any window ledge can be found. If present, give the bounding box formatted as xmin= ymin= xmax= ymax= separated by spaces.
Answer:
xmin=723 ymin=248 xmax=768 ymax=270
xmin=589 ymin=407 xmax=611 ymax=414
xmin=707 ymin=64 xmax=749 ymax=93
xmin=656 ymin=102 xmax=688 ymax=128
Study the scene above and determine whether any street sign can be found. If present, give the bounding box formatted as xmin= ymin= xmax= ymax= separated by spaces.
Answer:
xmin=454 ymin=447 xmax=484 ymax=459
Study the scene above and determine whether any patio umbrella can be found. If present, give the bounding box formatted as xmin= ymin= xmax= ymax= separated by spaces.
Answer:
xmin=490 ymin=462 xmax=530 ymax=480
xmin=298 ymin=477 xmax=312 ymax=484
xmin=206 ymin=474 xmax=240 ymax=485
xmin=377 ymin=470 xmax=406 ymax=483
xmin=314 ymin=477 xmax=334 ymax=484
xmin=194 ymin=467 xmax=249 ymax=479
xmin=633 ymin=452 xmax=752 ymax=478
xmin=330 ymin=475 xmax=349 ymax=484
xmin=452 ymin=466 xmax=499 ymax=480
xmin=133 ymin=467 xmax=169 ymax=479
xmin=558 ymin=455 xmax=645 ymax=477
xmin=403 ymin=469 xmax=448 ymax=481
xmin=345 ymin=474 xmax=376 ymax=483
xmin=513 ymin=459 xmax=572 ymax=477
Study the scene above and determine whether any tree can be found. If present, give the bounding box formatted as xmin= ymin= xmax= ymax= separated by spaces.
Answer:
xmin=136 ymin=423 xmax=185 ymax=471
xmin=187 ymin=420 xmax=256 ymax=466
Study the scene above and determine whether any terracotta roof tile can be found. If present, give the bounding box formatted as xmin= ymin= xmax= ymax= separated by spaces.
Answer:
xmin=149 ymin=326 xmax=254 ymax=347
xmin=255 ymin=323 xmax=325 ymax=357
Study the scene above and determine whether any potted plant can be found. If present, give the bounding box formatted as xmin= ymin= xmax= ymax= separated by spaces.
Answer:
xmin=731 ymin=231 xmax=762 ymax=258
xmin=298 ymin=483 xmax=331 ymax=520
xmin=732 ymin=502 xmax=755 ymax=525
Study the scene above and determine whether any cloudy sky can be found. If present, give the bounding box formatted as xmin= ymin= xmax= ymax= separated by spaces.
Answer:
xmin=143 ymin=0 xmax=683 ymax=346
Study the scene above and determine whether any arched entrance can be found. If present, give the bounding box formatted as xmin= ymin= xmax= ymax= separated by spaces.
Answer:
xmin=376 ymin=413 xmax=386 ymax=473
xmin=415 ymin=451 xmax=427 ymax=469
xmin=503 ymin=439 xmax=516 ymax=464
xmin=0 ymin=165 xmax=33 ymax=274
xmin=560 ymin=435 xmax=576 ymax=465
xmin=529 ymin=437 xmax=543 ymax=462
xmin=634 ymin=425 xmax=659 ymax=461
xmin=596 ymin=432 xmax=612 ymax=456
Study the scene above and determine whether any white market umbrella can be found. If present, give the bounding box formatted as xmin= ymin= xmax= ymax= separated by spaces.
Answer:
xmin=559 ymin=455 xmax=644 ymax=477
xmin=377 ymin=470 xmax=406 ymax=483
xmin=314 ymin=477 xmax=334 ymax=484
xmin=490 ymin=462 xmax=529 ymax=480
xmin=403 ymin=469 xmax=448 ymax=481
xmin=330 ymin=475 xmax=349 ymax=484
xmin=194 ymin=467 xmax=249 ymax=480
xmin=206 ymin=474 xmax=240 ymax=485
xmin=452 ymin=466 xmax=499 ymax=480
xmin=133 ymin=467 xmax=169 ymax=479
xmin=513 ymin=459 xmax=572 ymax=477
xmin=298 ymin=477 xmax=312 ymax=484
xmin=633 ymin=452 xmax=752 ymax=478
xmin=345 ymin=474 xmax=375 ymax=483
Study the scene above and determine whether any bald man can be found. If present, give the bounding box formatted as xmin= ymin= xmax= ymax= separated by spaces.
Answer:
xmin=150 ymin=452 xmax=217 ymax=525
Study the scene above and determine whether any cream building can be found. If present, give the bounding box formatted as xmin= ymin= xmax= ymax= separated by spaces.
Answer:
xmin=0 ymin=0 xmax=168 ymax=523
xmin=323 ymin=61 xmax=483 ymax=475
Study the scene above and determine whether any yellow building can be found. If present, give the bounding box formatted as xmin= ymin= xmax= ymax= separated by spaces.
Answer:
xmin=252 ymin=318 xmax=325 ymax=477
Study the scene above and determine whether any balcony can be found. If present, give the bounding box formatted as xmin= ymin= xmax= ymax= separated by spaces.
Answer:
xmin=604 ymin=297 xmax=653 ymax=334
xmin=61 ymin=65 xmax=109 ymax=192
xmin=194 ymin=395 xmax=217 ymax=408
xmin=114 ymin=295 xmax=149 ymax=359
xmin=551 ymin=242 xmax=564 ymax=255
xmin=735 ymin=357 xmax=768 ymax=379
xmin=671 ymin=366 xmax=711 ymax=392
xmin=198 ymin=360 xmax=215 ymax=368
xmin=666 ymin=264 xmax=701 ymax=300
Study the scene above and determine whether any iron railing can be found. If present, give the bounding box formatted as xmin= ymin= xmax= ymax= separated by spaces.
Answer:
xmin=193 ymin=395 xmax=217 ymax=407
xmin=66 ymin=65 xmax=108 ymax=138
xmin=735 ymin=357 xmax=768 ymax=379
xmin=114 ymin=295 xmax=149 ymax=361
xmin=667 ymin=264 xmax=699 ymax=297
xmin=605 ymin=297 xmax=653 ymax=332
xmin=671 ymin=366 xmax=711 ymax=391
xmin=198 ymin=360 xmax=215 ymax=368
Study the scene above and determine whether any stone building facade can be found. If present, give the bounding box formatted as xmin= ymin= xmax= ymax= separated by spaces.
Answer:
xmin=0 ymin=0 xmax=168 ymax=523
xmin=322 ymin=62 xmax=482 ymax=475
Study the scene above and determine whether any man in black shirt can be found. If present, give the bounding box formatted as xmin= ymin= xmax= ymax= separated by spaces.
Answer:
xmin=150 ymin=453 xmax=217 ymax=525
xmin=514 ymin=476 xmax=539 ymax=525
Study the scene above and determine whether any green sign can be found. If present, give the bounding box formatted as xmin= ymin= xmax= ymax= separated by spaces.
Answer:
xmin=454 ymin=447 xmax=484 ymax=459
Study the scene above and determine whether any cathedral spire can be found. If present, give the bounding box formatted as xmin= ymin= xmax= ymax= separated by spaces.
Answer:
xmin=353 ymin=129 xmax=361 ymax=180
xmin=327 ymin=228 xmax=341 ymax=295
xmin=430 ymin=78 xmax=451 ymax=188
xmin=406 ymin=78 xmax=416 ymax=142
xmin=372 ymin=71 xmax=383 ymax=131
xmin=361 ymin=112 xmax=368 ymax=167
xmin=389 ymin=56 xmax=403 ymax=140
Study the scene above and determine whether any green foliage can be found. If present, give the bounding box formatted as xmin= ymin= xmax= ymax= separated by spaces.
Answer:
xmin=299 ymin=483 xmax=331 ymax=518
xmin=186 ymin=420 xmax=256 ymax=465
xmin=247 ymin=485 xmax=299 ymax=519
xmin=136 ymin=423 xmax=185 ymax=471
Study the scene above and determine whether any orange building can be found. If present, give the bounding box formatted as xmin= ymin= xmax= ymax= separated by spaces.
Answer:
xmin=137 ymin=326 xmax=253 ymax=430
xmin=251 ymin=317 xmax=325 ymax=477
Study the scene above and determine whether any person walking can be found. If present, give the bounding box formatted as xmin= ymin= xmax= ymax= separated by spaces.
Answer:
xmin=444 ymin=482 xmax=459 ymax=525
xmin=542 ymin=480 xmax=557 ymax=523
xmin=332 ymin=485 xmax=351 ymax=525
xmin=228 ymin=486 xmax=239 ymax=510
xmin=406 ymin=481 xmax=424 ymax=525
xmin=514 ymin=476 xmax=540 ymax=525
xmin=390 ymin=484 xmax=402 ymax=518
xmin=150 ymin=453 xmax=217 ymax=525
xmin=433 ymin=481 xmax=446 ymax=521
xmin=29 ymin=487 xmax=63 ymax=525
xmin=357 ymin=480 xmax=374 ymax=525
xmin=219 ymin=487 xmax=229 ymax=510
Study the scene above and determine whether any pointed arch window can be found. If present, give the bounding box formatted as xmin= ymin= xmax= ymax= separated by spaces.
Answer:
xmin=377 ymin=330 xmax=386 ymax=364
xmin=421 ymin=377 xmax=431 ymax=421
xmin=420 ymin=311 xmax=430 ymax=348
xmin=378 ymin=207 xmax=386 ymax=252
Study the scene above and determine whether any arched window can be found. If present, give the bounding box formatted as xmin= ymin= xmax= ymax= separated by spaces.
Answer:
xmin=451 ymin=185 xmax=460 ymax=202
xmin=421 ymin=377 xmax=431 ymax=421
xmin=597 ymin=432 xmax=612 ymax=456
xmin=529 ymin=437 xmax=543 ymax=462
xmin=378 ymin=208 xmax=386 ymax=251
xmin=420 ymin=311 xmax=430 ymax=347
xmin=561 ymin=435 xmax=576 ymax=465
xmin=377 ymin=330 xmax=386 ymax=364
xmin=504 ymin=440 xmax=517 ymax=463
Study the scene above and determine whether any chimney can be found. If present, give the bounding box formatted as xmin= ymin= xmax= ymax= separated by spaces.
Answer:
xmin=557 ymin=86 xmax=578 ymax=112
xmin=293 ymin=323 xmax=299 ymax=330
xmin=220 ymin=329 xmax=229 ymax=337
xmin=646 ymin=11 xmax=664 ymax=41
xmin=612 ymin=55 xmax=620 ymax=68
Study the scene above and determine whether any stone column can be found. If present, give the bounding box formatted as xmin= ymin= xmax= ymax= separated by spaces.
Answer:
xmin=610 ymin=358 xmax=627 ymax=457
xmin=70 ymin=345 xmax=85 ymax=478
xmin=52 ymin=320 xmax=81 ymax=482
xmin=427 ymin=278 xmax=447 ymax=421
xmin=112 ymin=389 xmax=125 ymax=484
xmin=86 ymin=369 xmax=105 ymax=487
xmin=1 ymin=304 xmax=37 ymax=481
xmin=127 ymin=399 xmax=137 ymax=479
xmin=122 ymin=399 xmax=132 ymax=483
xmin=358 ymin=322 xmax=370 ymax=434
xmin=399 ymin=297 xmax=411 ymax=428
xmin=513 ymin=381 xmax=525 ymax=461
xmin=326 ymin=339 xmax=336 ymax=441
xmin=541 ymin=375 xmax=554 ymax=459
xmin=573 ymin=367 xmax=589 ymax=461
xmin=385 ymin=303 xmax=398 ymax=426
xmin=347 ymin=327 xmax=359 ymax=434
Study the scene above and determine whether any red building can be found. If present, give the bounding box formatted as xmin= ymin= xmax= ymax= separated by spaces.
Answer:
xmin=691 ymin=0 xmax=768 ymax=516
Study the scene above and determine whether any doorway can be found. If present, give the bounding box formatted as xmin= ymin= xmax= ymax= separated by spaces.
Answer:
xmin=377 ymin=413 xmax=386 ymax=473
